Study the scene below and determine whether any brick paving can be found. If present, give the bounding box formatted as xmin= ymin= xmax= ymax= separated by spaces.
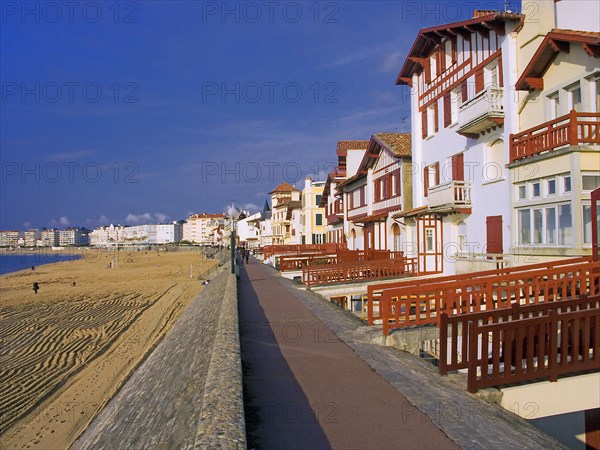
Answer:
xmin=240 ymin=261 xmax=458 ymax=450
xmin=258 ymin=262 xmax=568 ymax=450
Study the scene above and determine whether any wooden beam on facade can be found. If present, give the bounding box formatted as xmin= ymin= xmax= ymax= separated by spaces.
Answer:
xmin=525 ymin=77 xmax=544 ymax=90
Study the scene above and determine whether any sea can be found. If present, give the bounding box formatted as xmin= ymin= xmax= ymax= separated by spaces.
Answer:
xmin=0 ymin=253 xmax=82 ymax=275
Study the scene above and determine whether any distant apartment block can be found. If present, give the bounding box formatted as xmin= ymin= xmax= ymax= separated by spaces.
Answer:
xmin=0 ymin=230 xmax=22 ymax=247
xmin=183 ymin=213 xmax=226 ymax=244
xmin=24 ymin=229 xmax=42 ymax=247
xmin=59 ymin=228 xmax=89 ymax=246
xmin=40 ymin=229 xmax=59 ymax=247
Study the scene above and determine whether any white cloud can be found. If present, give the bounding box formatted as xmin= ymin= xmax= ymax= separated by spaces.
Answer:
xmin=49 ymin=216 xmax=71 ymax=228
xmin=125 ymin=212 xmax=170 ymax=224
xmin=242 ymin=203 xmax=258 ymax=212
xmin=380 ymin=51 xmax=404 ymax=73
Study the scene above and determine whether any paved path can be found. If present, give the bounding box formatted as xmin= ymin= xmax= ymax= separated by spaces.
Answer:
xmin=240 ymin=260 xmax=567 ymax=450
xmin=239 ymin=261 xmax=458 ymax=450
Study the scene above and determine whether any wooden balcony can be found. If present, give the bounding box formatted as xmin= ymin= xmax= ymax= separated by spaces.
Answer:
xmin=510 ymin=110 xmax=600 ymax=163
xmin=428 ymin=180 xmax=471 ymax=212
xmin=457 ymin=86 xmax=504 ymax=137
xmin=347 ymin=204 xmax=368 ymax=220
xmin=373 ymin=195 xmax=402 ymax=214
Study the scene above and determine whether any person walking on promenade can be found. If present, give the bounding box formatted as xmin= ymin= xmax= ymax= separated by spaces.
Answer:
xmin=32 ymin=282 xmax=39 ymax=294
xmin=245 ymin=249 xmax=249 ymax=264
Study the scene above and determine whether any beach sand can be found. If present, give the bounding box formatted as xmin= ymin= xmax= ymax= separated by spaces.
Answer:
xmin=0 ymin=249 xmax=220 ymax=449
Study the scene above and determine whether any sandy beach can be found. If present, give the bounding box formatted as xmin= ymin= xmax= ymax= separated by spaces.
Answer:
xmin=0 ymin=249 xmax=219 ymax=449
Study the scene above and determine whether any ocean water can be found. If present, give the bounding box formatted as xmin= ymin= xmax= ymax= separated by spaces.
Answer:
xmin=0 ymin=253 xmax=82 ymax=275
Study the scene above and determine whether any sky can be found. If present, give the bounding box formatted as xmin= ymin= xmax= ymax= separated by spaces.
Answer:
xmin=1 ymin=0 xmax=516 ymax=230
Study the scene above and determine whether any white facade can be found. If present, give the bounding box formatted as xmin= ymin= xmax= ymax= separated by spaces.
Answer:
xmin=398 ymin=12 xmax=522 ymax=274
xmin=156 ymin=222 xmax=183 ymax=244
xmin=183 ymin=213 xmax=225 ymax=244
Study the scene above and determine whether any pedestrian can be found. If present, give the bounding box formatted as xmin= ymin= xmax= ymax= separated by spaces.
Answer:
xmin=245 ymin=249 xmax=249 ymax=264
xmin=31 ymin=266 xmax=35 ymax=271
xmin=32 ymin=282 xmax=39 ymax=294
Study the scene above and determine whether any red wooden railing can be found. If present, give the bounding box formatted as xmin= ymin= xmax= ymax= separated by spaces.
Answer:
xmin=279 ymin=249 xmax=405 ymax=272
xmin=379 ymin=260 xmax=600 ymax=335
xmin=467 ymin=301 xmax=600 ymax=393
xmin=510 ymin=110 xmax=600 ymax=162
xmin=262 ymin=243 xmax=346 ymax=258
xmin=302 ymin=258 xmax=417 ymax=287
xmin=367 ymin=257 xmax=593 ymax=326
xmin=439 ymin=294 xmax=600 ymax=376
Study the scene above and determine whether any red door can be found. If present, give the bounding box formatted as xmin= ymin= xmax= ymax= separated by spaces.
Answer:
xmin=486 ymin=215 xmax=503 ymax=255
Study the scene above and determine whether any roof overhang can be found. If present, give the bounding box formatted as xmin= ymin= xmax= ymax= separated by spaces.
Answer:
xmin=516 ymin=30 xmax=600 ymax=91
xmin=396 ymin=13 xmax=523 ymax=86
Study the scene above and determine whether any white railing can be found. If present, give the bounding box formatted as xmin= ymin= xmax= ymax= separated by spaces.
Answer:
xmin=458 ymin=86 xmax=504 ymax=131
xmin=428 ymin=180 xmax=471 ymax=209
xmin=373 ymin=196 xmax=402 ymax=213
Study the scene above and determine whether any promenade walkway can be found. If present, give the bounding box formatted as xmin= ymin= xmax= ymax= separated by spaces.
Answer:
xmin=240 ymin=260 xmax=567 ymax=450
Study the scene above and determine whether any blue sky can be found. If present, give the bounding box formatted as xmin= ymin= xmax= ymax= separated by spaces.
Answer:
xmin=1 ymin=0 xmax=513 ymax=230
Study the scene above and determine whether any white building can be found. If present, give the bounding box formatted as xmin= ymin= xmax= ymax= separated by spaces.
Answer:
xmin=40 ymin=229 xmax=59 ymax=247
xmin=156 ymin=222 xmax=183 ymax=244
xmin=183 ymin=213 xmax=226 ymax=244
xmin=396 ymin=10 xmax=523 ymax=274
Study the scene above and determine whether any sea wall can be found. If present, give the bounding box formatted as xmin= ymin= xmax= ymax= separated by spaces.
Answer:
xmin=194 ymin=273 xmax=246 ymax=449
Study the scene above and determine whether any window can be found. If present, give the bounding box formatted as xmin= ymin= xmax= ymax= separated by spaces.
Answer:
xmin=457 ymin=222 xmax=467 ymax=252
xmin=558 ymin=204 xmax=572 ymax=245
xmin=427 ymin=105 xmax=436 ymax=136
xmin=518 ymin=185 xmax=526 ymax=200
xmin=548 ymin=92 xmax=560 ymax=119
xmin=533 ymin=209 xmax=543 ymax=244
xmin=568 ymin=84 xmax=582 ymax=112
xmin=315 ymin=195 xmax=322 ymax=206
xmin=450 ymin=89 xmax=459 ymax=123
xmin=532 ymin=182 xmax=541 ymax=197
xmin=315 ymin=214 xmax=323 ymax=226
xmin=425 ymin=229 xmax=434 ymax=252
xmin=583 ymin=205 xmax=592 ymax=243
xmin=564 ymin=176 xmax=571 ymax=192
xmin=519 ymin=209 xmax=531 ymax=244
xmin=546 ymin=208 xmax=557 ymax=244
xmin=547 ymin=179 xmax=556 ymax=195
xmin=582 ymin=175 xmax=600 ymax=191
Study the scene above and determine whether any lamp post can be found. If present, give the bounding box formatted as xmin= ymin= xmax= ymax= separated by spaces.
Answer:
xmin=226 ymin=204 xmax=242 ymax=274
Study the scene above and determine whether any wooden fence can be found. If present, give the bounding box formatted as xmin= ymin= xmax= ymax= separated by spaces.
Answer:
xmin=379 ymin=260 xmax=600 ymax=335
xmin=467 ymin=302 xmax=600 ymax=392
xmin=262 ymin=243 xmax=345 ymax=259
xmin=279 ymin=249 xmax=405 ymax=272
xmin=302 ymin=258 xmax=416 ymax=287
xmin=367 ymin=257 xmax=593 ymax=326
xmin=439 ymin=294 xmax=600 ymax=376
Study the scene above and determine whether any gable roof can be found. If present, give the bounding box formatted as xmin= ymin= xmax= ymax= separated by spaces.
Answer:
xmin=373 ymin=133 xmax=411 ymax=158
xmin=396 ymin=11 xmax=523 ymax=86
xmin=516 ymin=29 xmax=600 ymax=91
xmin=269 ymin=182 xmax=299 ymax=194
xmin=336 ymin=133 xmax=411 ymax=189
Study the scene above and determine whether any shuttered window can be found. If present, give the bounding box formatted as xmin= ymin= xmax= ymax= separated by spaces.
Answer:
xmin=443 ymin=92 xmax=451 ymax=127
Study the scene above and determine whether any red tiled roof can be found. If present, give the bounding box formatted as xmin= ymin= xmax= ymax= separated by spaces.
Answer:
xmin=269 ymin=182 xmax=299 ymax=194
xmin=373 ymin=133 xmax=411 ymax=157
xmin=516 ymin=29 xmax=600 ymax=91
xmin=336 ymin=140 xmax=370 ymax=156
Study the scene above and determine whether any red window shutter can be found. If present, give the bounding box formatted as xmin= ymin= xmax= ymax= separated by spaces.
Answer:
xmin=434 ymin=162 xmax=440 ymax=185
xmin=424 ymin=166 xmax=429 ymax=197
xmin=423 ymin=58 xmax=431 ymax=83
xmin=461 ymin=81 xmax=468 ymax=103
xmin=498 ymin=56 xmax=504 ymax=87
xmin=452 ymin=153 xmax=464 ymax=181
xmin=374 ymin=180 xmax=380 ymax=201
xmin=434 ymin=102 xmax=439 ymax=133
xmin=452 ymin=38 xmax=457 ymax=63
xmin=475 ymin=69 xmax=484 ymax=93
xmin=443 ymin=92 xmax=451 ymax=127
xmin=360 ymin=186 xmax=365 ymax=205
xmin=421 ymin=110 xmax=428 ymax=139
xmin=395 ymin=169 xmax=401 ymax=195
xmin=440 ymin=47 xmax=446 ymax=73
